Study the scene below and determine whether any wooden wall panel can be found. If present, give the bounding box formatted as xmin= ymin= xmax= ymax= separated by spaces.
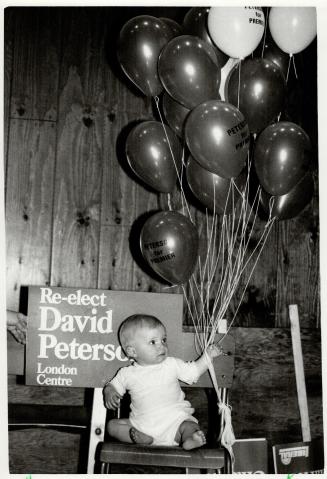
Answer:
xmin=4 ymin=8 xmax=14 ymax=172
xmin=231 ymin=327 xmax=323 ymax=443
xmin=98 ymin=225 xmax=134 ymax=291
xmin=5 ymin=120 xmax=56 ymax=310
xmin=101 ymin=112 xmax=139 ymax=227
xmin=7 ymin=383 xmax=84 ymax=406
xmin=276 ymin=198 xmax=320 ymax=328
xmin=9 ymin=7 xmax=61 ymax=121
xmin=51 ymin=10 xmax=108 ymax=288
xmin=9 ymin=429 xmax=80 ymax=474
xmin=229 ymin=218 xmax=279 ymax=328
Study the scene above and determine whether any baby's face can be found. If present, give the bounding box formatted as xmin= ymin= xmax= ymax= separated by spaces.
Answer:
xmin=131 ymin=325 xmax=168 ymax=366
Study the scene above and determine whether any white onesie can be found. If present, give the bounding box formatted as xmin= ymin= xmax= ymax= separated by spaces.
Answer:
xmin=110 ymin=357 xmax=201 ymax=446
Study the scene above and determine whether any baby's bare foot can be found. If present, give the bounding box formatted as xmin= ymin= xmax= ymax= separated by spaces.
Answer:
xmin=182 ymin=430 xmax=206 ymax=450
xmin=129 ymin=427 xmax=153 ymax=445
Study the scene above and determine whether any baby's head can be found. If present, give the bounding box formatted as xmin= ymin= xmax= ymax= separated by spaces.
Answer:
xmin=119 ymin=314 xmax=168 ymax=366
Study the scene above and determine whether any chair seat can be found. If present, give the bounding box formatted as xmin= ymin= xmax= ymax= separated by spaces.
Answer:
xmin=100 ymin=442 xmax=225 ymax=469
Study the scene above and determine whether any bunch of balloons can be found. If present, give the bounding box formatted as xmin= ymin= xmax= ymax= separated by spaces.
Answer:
xmin=116 ymin=6 xmax=317 ymax=286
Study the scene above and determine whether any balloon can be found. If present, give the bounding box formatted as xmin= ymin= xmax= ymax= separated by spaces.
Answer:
xmin=117 ymin=16 xmax=174 ymax=97
xmin=158 ymin=35 xmax=221 ymax=110
xmin=182 ymin=7 xmax=229 ymax=67
xmin=159 ymin=17 xmax=183 ymax=37
xmin=162 ymin=92 xmax=191 ymax=138
xmin=255 ymin=31 xmax=290 ymax=79
xmin=126 ymin=121 xmax=182 ymax=193
xmin=185 ymin=100 xmax=250 ymax=178
xmin=254 ymin=122 xmax=312 ymax=196
xmin=140 ymin=211 xmax=199 ymax=284
xmin=208 ymin=7 xmax=265 ymax=59
xmin=261 ymin=172 xmax=314 ymax=220
xmin=186 ymin=157 xmax=246 ymax=214
xmin=226 ymin=58 xmax=286 ymax=134
xmin=269 ymin=7 xmax=317 ymax=55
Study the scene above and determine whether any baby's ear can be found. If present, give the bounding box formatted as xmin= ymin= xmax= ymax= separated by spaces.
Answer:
xmin=126 ymin=345 xmax=137 ymax=359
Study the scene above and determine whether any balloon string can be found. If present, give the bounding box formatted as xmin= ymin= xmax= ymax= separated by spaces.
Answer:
xmin=167 ymin=193 xmax=172 ymax=211
xmin=261 ymin=8 xmax=268 ymax=58
xmin=292 ymin=55 xmax=298 ymax=80
xmin=237 ymin=61 xmax=241 ymax=110
xmin=286 ymin=54 xmax=292 ymax=83
xmin=154 ymin=96 xmax=193 ymax=221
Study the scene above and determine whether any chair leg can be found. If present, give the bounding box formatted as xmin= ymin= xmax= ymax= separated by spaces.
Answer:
xmin=100 ymin=462 xmax=110 ymax=473
xmin=185 ymin=467 xmax=201 ymax=474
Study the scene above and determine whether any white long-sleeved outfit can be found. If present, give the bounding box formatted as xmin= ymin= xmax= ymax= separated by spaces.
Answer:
xmin=110 ymin=356 xmax=201 ymax=445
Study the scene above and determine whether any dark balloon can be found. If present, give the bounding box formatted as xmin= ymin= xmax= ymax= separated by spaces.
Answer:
xmin=126 ymin=121 xmax=182 ymax=193
xmin=254 ymin=122 xmax=312 ymax=196
xmin=261 ymin=172 xmax=314 ymax=220
xmin=185 ymin=100 xmax=250 ymax=178
xmin=159 ymin=17 xmax=183 ymax=37
xmin=182 ymin=7 xmax=229 ymax=67
xmin=158 ymin=35 xmax=221 ymax=109
xmin=226 ymin=58 xmax=286 ymax=134
xmin=254 ymin=31 xmax=290 ymax=79
xmin=140 ymin=210 xmax=199 ymax=284
xmin=117 ymin=16 xmax=174 ymax=97
xmin=162 ymin=92 xmax=191 ymax=138
xmin=186 ymin=157 xmax=246 ymax=214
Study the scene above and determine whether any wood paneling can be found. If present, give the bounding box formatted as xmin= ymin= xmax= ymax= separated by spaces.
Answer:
xmin=98 ymin=225 xmax=134 ymax=291
xmin=276 ymin=198 xmax=320 ymax=328
xmin=4 ymin=6 xmax=321 ymax=475
xmin=231 ymin=327 xmax=323 ymax=443
xmin=9 ymin=429 xmax=81 ymax=474
xmin=5 ymin=120 xmax=56 ymax=310
xmin=51 ymin=9 xmax=108 ymax=288
xmin=9 ymin=7 xmax=61 ymax=121
xmin=4 ymin=8 xmax=14 ymax=172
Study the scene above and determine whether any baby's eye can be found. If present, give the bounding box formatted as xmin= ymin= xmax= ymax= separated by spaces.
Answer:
xmin=162 ymin=337 xmax=167 ymax=344
xmin=149 ymin=340 xmax=156 ymax=345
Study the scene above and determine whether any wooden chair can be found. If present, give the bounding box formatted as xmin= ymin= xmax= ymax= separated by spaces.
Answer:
xmin=98 ymin=328 xmax=235 ymax=474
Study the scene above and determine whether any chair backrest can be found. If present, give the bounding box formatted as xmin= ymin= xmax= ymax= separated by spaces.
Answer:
xmin=7 ymin=286 xmax=235 ymax=473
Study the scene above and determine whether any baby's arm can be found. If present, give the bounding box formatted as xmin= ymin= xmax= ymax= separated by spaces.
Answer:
xmin=194 ymin=344 xmax=224 ymax=377
xmin=103 ymin=383 xmax=123 ymax=410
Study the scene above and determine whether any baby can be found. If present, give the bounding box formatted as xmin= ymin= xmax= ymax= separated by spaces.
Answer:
xmin=103 ymin=314 xmax=222 ymax=450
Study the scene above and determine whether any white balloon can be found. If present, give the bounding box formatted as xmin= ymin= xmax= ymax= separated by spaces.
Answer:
xmin=269 ymin=7 xmax=317 ymax=55
xmin=208 ymin=7 xmax=265 ymax=59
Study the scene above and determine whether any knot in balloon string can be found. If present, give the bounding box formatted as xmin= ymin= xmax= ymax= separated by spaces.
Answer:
xmin=218 ymin=401 xmax=236 ymax=469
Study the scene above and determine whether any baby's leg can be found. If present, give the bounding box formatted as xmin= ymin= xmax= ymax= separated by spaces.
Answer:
xmin=175 ymin=420 xmax=206 ymax=450
xmin=107 ymin=418 xmax=153 ymax=445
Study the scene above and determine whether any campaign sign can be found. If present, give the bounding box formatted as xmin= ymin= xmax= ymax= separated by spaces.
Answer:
xmin=233 ymin=438 xmax=268 ymax=474
xmin=26 ymin=286 xmax=183 ymax=388
xmin=273 ymin=438 xmax=324 ymax=474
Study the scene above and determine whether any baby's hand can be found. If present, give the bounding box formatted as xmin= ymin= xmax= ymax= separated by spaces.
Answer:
xmin=103 ymin=383 xmax=122 ymax=410
xmin=206 ymin=343 xmax=225 ymax=359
